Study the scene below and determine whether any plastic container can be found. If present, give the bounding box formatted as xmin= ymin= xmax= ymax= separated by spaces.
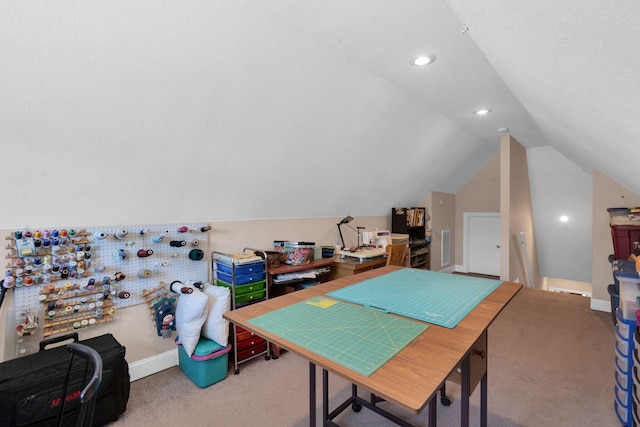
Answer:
xmin=608 ymin=284 xmax=619 ymax=326
xmin=177 ymin=337 xmax=231 ymax=388
xmin=215 ymin=261 xmax=265 ymax=276
xmin=282 ymin=242 xmax=315 ymax=265
xmin=216 ymin=270 xmax=266 ymax=285
xmin=216 ymin=280 xmax=266 ymax=306
xmin=216 ymin=280 xmax=265 ymax=295
xmin=272 ymin=241 xmax=289 ymax=264
xmin=612 ymin=259 xmax=637 ymax=287
xmin=321 ymin=246 xmax=334 ymax=258
xmin=610 ymin=225 xmax=640 ymax=260
xmin=614 ymin=269 xmax=640 ymax=321
xmin=608 ymin=207 xmax=640 ymax=225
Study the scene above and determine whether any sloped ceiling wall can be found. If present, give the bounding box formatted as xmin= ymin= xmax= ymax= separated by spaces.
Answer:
xmin=447 ymin=0 xmax=640 ymax=194
xmin=1 ymin=1 xmax=527 ymax=227
xmin=1 ymin=1 xmax=637 ymax=228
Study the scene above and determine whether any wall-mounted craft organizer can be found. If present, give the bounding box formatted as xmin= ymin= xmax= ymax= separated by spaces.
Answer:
xmin=4 ymin=223 xmax=210 ymax=338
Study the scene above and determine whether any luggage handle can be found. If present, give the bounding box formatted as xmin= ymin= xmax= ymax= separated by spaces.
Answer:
xmin=39 ymin=333 xmax=79 ymax=351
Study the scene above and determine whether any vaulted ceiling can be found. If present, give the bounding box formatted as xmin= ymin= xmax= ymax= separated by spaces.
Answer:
xmin=1 ymin=1 xmax=638 ymax=222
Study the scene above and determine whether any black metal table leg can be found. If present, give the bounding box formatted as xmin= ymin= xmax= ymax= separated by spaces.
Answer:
xmin=481 ymin=329 xmax=489 ymax=427
xmin=439 ymin=383 xmax=451 ymax=406
xmin=481 ymin=371 xmax=487 ymax=427
xmin=310 ymin=362 xmax=316 ymax=427
xmin=461 ymin=354 xmax=470 ymax=427
xmin=323 ymin=369 xmax=329 ymax=426
xmin=429 ymin=394 xmax=437 ymax=426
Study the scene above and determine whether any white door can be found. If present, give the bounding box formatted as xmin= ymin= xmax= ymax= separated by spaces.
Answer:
xmin=466 ymin=213 xmax=500 ymax=276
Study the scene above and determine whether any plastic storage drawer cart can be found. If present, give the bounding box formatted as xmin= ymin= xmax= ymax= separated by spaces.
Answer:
xmin=613 ymin=262 xmax=640 ymax=322
xmin=634 ymin=329 xmax=640 ymax=427
xmin=212 ymin=250 xmax=269 ymax=374
xmin=614 ymin=309 xmax=636 ymax=426
xmin=178 ymin=337 xmax=231 ymax=388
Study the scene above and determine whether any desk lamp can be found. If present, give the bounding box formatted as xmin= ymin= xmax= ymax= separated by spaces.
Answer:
xmin=337 ymin=216 xmax=353 ymax=250
xmin=337 ymin=216 xmax=365 ymax=250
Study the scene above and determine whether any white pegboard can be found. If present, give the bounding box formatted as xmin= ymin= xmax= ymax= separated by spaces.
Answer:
xmin=4 ymin=223 xmax=210 ymax=336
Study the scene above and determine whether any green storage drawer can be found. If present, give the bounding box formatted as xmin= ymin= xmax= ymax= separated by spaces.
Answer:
xmin=235 ymin=289 xmax=266 ymax=304
xmin=216 ymin=280 xmax=265 ymax=296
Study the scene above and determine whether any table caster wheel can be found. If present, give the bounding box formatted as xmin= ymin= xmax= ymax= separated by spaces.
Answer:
xmin=265 ymin=355 xmax=270 ymax=360
xmin=351 ymin=402 xmax=362 ymax=412
xmin=234 ymin=369 xmax=240 ymax=375
xmin=440 ymin=395 xmax=451 ymax=406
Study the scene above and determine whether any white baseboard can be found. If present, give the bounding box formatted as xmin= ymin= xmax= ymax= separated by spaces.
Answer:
xmin=438 ymin=265 xmax=457 ymax=274
xmin=590 ymin=298 xmax=611 ymax=313
xmin=548 ymin=286 xmax=591 ymax=297
xmin=129 ymin=348 xmax=178 ymax=382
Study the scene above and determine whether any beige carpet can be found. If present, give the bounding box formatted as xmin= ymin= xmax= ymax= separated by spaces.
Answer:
xmin=109 ymin=288 xmax=619 ymax=426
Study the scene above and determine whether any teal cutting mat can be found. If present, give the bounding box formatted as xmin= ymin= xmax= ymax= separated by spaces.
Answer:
xmin=247 ymin=296 xmax=428 ymax=376
xmin=327 ymin=269 xmax=503 ymax=328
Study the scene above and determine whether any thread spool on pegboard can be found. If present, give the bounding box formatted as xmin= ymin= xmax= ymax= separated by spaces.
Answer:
xmin=5 ymin=223 xmax=211 ymax=315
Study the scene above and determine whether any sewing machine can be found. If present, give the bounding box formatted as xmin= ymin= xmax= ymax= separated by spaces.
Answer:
xmin=337 ymin=230 xmax=392 ymax=260
xmin=362 ymin=230 xmax=392 ymax=249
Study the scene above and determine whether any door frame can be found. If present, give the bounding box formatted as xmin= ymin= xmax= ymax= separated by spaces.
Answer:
xmin=462 ymin=212 xmax=500 ymax=274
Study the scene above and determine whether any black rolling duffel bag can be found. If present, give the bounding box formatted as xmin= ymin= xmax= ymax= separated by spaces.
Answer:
xmin=0 ymin=333 xmax=130 ymax=426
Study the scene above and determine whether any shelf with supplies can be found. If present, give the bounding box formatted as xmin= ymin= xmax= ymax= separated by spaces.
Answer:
xmin=392 ymin=207 xmax=431 ymax=270
xmin=267 ymin=257 xmax=333 ymax=295
xmin=409 ymin=243 xmax=430 ymax=269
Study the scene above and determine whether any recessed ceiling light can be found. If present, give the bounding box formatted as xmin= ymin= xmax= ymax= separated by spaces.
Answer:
xmin=412 ymin=55 xmax=436 ymax=66
xmin=497 ymin=127 xmax=510 ymax=134
xmin=474 ymin=108 xmax=492 ymax=115
xmin=560 ymin=215 xmax=569 ymax=222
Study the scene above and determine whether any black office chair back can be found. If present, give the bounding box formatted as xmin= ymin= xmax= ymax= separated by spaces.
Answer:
xmin=56 ymin=342 xmax=103 ymax=427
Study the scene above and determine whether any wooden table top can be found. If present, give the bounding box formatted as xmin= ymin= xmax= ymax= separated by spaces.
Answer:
xmin=224 ymin=265 xmax=522 ymax=415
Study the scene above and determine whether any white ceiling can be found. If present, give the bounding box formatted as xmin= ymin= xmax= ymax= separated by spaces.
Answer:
xmin=446 ymin=0 xmax=640 ymax=190
xmin=1 ymin=1 xmax=638 ymax=222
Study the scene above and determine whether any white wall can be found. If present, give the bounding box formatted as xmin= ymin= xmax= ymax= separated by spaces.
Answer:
xmin=527 ymin=147 xmax=593 ymax=282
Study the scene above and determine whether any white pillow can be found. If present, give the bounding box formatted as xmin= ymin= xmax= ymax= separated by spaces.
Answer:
xmin=175 ymin=283 xmax=208 ymax=357
xmin=201 ymin=283 xmax=231 ymax=346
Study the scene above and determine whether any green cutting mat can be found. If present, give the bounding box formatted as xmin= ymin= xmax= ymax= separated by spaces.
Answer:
xmin=327 ymin=269 xmax=503 ymax=328
xmin=248 ymin=296 xmax=428 ymax=376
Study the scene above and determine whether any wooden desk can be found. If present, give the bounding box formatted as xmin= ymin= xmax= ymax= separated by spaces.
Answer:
xmin=328 ymin=255 xmax=387 ymax=281
xmin=224 ymin=266 xmax=521 ymax=427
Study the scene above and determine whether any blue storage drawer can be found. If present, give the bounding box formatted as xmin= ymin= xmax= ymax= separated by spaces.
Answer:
xmin=617 ymin=354 xmax=632 ymax=373
xmin=616 ymin=335 xmax=633 ymax=358
xmin=215 ymin=261 xmax=265 ymax=275
xmin=216 ymin=270 xmax=266 ymax=285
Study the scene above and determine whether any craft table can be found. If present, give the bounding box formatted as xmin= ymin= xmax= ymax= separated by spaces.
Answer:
xmin=224 ymin=266 xmax=521 ymax=427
